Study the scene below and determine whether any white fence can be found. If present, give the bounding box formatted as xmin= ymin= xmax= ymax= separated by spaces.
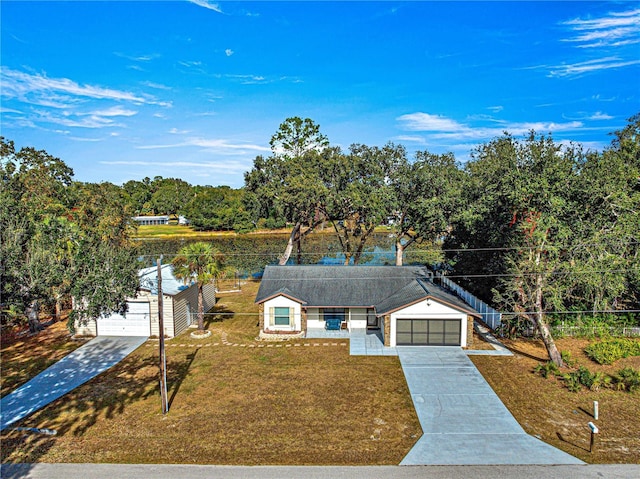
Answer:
xmin=435 ymin=273 xmax=502 ymax=330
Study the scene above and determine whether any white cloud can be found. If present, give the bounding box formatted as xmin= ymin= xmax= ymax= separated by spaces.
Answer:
xmin=561 ymin=9 xmax=640 ymax=48
xmin=188 ymin=0 xmax=223 ymax=13
xmin=225 ymin=49 xmax=234 ymax=57
xmin=0 ymin=107 xmax=23 ymax=114
xmin=397 ymin=112 xmax=585 ymax=143
xmin=487 ymin=106 xmax=503 ymax=113
xmin=179 ymin=60 xmax=203 ymax=68
xmin=136 ymin=137 xmax=270 ymax=153
xmin=141 ymin=81 xmax=172 ymax=90
xmin=1 ymin=67 xmax=147 ymax=103
xmin=544 ymin=9 xmax=640 ymax=77
xmin=114 ymin=52 xmax=160 ymax=62
xmin=589 ymin=111 xmax=613 ymax=120
xmin=394 ymin=135 xmax=427 ymax=144
xmin=100 ymin=159 xmax=250 ymax=174
xmin=546 ymin=56 xmax=640 ymax=78
xmin=396 ymin=112 xmax=464 ymax=132
xmin=35 ymin=110 xmax=124 ymax=129
xmin=89 ymin=106 xmax=138 ymax=117
xmin=168 ymin=128 xmax=190 ymax=134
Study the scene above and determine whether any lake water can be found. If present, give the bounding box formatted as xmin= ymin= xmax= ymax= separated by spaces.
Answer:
xmin=136 ymin=231 xmax=439 ymax=277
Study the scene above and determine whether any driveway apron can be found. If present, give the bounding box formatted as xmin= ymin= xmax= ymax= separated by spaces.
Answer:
xmin=398 ymin=347 xmax=583 ymax=465
xmin=1 ymin=336 xmax=147 ymax=431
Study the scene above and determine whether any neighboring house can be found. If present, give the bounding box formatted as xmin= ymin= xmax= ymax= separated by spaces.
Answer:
xmin=133 ymin=215 xmax=170 ymax=226
xmin=74 ymin=265 xmax=216 ymax=338
xmin=255 ymin=265 xmax=479 ymax=347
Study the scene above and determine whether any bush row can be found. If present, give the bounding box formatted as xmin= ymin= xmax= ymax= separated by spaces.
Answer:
xmin=584 ymin=338 xmax=640 ymax=365
xmin=534 ymin=362 xmax=640 ymax=393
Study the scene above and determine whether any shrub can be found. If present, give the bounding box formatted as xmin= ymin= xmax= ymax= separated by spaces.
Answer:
xmin=534 ymin=361 xmax=560 ymax=379
xmin=563 ymin=372 xmax=582 ymax=392
xmin=584 ymin=338 xmax=640 ymax=365
xmin=613 ymin=367 xmax=640 ymax=392
xmin=561 ymin=350 xmax=576 ymax=367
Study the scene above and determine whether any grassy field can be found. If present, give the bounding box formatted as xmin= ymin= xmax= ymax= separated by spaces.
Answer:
xmin=133 ymin=225 xmax=291 ymax=239
xmin=1 ymin=283 xmax=639 ymax=464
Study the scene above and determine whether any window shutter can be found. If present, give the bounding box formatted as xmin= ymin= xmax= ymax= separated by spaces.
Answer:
xmin=289 ymin=307 xmax=294 ymax=327
xmin=269 ymin=307 xmax=274 ymax=326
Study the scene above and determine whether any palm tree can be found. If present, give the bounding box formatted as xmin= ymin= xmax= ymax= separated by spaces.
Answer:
xmin=171 ymin=242 xmax=228 ymax=332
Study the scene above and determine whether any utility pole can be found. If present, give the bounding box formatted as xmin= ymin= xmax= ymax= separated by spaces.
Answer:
xmin=157 ymin=257 xmax=168 ymax=414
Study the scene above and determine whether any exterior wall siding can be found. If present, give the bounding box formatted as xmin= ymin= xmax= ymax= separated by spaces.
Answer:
xmin=148 ymin=291 xmax=175 ymax=338
xmin=74 ymin=318 xmax=97 ymax=336
xmin=306 ymin=308 xmax=322 ymax=328
xmin=348 ymin=308 xmax=367 ymax=330
xmin=262 ymin=296 xmax=302 ymax=331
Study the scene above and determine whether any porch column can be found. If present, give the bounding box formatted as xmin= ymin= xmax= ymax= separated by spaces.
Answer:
xmin=258 ymin=303 xmax=265 ymax=331
xmin=466 ymin=315 xmax=474 ymax=348
xmin=301 ymin=308 xmax=307 ymax=333
xmin=384 ymin=315 xmax=391 ymax=347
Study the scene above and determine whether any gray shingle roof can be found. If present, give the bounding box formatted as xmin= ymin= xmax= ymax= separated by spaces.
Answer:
xmin=255 ymin=265 xmax=479 ymax=317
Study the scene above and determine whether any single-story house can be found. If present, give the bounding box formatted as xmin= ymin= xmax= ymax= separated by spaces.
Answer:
xmin=133 ymin=215 xmax=170 ymax=226
xmin=255 ymin=265 xmax=479 ymax=347
xmin=74 ymin=265 xmax=216 ymax=338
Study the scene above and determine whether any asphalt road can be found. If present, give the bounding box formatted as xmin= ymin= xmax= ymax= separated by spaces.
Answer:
xmin=2 ymin=464 xmax=639 ymax=479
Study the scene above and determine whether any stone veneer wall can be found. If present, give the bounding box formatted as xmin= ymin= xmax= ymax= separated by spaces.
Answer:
xmin=467 ymin=315 xmax=474 ymax=348
xmin=258 ymin=330 xmax=305 ymax=341
xmin=301 ymin=308 xmax=307 ymax=332
xmin=383 ymin=315 xmax=391 ymax=347
xmin=258 ymin=303 xmax=264 ymax=331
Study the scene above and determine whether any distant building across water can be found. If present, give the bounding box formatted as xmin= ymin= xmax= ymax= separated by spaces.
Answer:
xmin=133 ymin=215 xmax=169 ymax=226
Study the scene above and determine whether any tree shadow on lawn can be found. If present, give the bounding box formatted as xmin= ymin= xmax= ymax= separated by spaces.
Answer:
xmin=0 ymin=345 xmax=199 ymax=463
xmin=204 ymin=305 xmax=235 ymax=328
xmin=168 ymin=348 xmax=199 ymax=410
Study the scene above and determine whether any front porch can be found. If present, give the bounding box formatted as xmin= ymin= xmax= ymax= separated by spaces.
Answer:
xmin=306 ymin=327 xmax=398 ymax=356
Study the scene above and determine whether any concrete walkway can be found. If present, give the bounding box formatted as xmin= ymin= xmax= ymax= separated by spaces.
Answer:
xmin=0 ymin=336 xmax=147 ymax=431
xmin=398 ymin=347 xmax=583 ymax=465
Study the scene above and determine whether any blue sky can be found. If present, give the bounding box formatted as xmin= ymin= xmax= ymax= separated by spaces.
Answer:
xmin=1 ymin=1 xmax=639 ymax=188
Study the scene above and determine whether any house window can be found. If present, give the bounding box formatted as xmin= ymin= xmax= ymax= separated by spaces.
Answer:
xmin=273 ymin=307 xmax=291 ymax=326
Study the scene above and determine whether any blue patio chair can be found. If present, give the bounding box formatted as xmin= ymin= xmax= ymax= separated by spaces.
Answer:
xmin=325 ymin=318 xmax=341 ymax=330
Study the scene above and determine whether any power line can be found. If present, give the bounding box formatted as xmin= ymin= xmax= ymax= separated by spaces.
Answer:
xmin=133 ymin=240 xmax=640 ymax=256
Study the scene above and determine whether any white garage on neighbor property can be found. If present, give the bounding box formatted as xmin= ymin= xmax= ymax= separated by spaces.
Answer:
xmin=95 ymin=301 xmax=151 ymax=336
xmin=75 ymin=265 xmax=216 ymax=338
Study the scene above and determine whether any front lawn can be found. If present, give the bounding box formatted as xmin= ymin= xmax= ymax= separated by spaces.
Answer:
xmin=471 ymin=337 xmax=640 ymax=464
xmin=2 ymin=283 xmax=639 ymax=464
xmin=0 ymin=281 xmax=421 ymax=464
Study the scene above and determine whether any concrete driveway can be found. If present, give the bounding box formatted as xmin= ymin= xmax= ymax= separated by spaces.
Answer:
xmin=0 ymin=336 xmax=147 ymax=431
xmin=398 ymin=347 xmax=583 ymax=465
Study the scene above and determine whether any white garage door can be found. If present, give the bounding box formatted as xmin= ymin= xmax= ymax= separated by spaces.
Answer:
xmin=97 ymin=302 xmax=150 ymax=336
